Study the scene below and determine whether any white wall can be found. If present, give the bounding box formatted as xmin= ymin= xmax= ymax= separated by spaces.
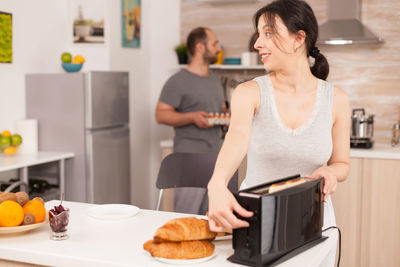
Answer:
xmin=108 ymin=0 xmax=180 ymax=209
xmin=0 ymin=0 xmax=110 ymax=131
xmin=0 ymin=0 xmax=179 ymax=209
xmin=0 ymin=1 xmax=68 ymax=130
xmin=147 ymin=1 xmax=180 ymax=209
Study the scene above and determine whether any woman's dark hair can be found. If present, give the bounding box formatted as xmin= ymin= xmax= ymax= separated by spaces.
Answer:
xmin=253 ymin=0 xmax=329 ymax=80
xmin=186 ymin=27 xmax=210 ymax=57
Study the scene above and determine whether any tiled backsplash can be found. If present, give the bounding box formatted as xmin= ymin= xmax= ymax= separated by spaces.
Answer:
xmin=181 ymin=0 xmax=400 ymax=143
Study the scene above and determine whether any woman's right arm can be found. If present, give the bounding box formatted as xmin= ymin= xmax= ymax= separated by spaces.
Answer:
xmin=207 ymin=81 xmax=260 ymax=232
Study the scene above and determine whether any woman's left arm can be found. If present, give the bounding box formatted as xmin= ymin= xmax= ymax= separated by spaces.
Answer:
xmin=309 ymin=86 xmax=351 ymax=201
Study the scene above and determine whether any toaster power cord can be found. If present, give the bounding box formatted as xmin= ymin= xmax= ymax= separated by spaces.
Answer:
xmin=322 ymin=226 xmax=342 ymax=267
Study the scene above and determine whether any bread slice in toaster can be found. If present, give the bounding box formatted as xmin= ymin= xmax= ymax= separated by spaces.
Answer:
xmin=268 ymin=178 xmax=306 ymax=193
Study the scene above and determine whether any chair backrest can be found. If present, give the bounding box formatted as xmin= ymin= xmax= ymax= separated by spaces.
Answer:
xmin=156 ymin=152 xmax=238 ymax=193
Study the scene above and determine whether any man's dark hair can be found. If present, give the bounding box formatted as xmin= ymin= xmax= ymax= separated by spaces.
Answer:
xmin=186 ymin=27 xmax=210 ymax=57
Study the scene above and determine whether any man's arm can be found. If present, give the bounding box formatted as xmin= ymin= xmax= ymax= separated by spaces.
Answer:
xmin=155 ymin=101 xmax=212 ymax=128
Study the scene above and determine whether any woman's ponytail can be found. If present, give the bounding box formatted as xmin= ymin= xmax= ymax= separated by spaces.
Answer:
xmin=310 ymin=52 xmax=329 ymax=81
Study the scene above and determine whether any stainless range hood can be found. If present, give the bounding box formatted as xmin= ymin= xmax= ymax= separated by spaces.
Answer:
xmin=317 ymin=0 xmax=383 ymax=45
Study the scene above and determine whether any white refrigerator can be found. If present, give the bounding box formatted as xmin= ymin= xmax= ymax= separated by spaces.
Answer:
xmin=26 ymin=71 xmax=131 ymax=204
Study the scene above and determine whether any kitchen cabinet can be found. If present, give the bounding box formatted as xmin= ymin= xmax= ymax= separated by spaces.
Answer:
xmin=332 ymin=155 xmax=400 ymax=267
xmin=360 ymin=158 xmax=400 ymax=267
xmin=331 ymin=158 xmax=362 ymax=267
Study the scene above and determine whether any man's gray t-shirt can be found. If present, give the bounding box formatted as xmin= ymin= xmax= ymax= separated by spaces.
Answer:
xmin=159 ymin=69 xmax=225 ymax=153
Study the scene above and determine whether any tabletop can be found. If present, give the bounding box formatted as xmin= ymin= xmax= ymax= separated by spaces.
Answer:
xmin=0 ymin=201 xmax=337 ymax=267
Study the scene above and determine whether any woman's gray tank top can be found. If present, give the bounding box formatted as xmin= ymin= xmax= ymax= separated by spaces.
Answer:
xmin=244 ymin=74 xmax=334 ymax=187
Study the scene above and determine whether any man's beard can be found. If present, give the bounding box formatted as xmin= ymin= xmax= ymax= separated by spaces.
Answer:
xmin=203 ymin=48 xmax=218 ymax=64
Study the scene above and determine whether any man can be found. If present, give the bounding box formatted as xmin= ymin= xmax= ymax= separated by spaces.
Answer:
xmin=156 ymin=27 xmax=225 ymax=153
xmin=156 ymin=27 xmax=225 ymax=214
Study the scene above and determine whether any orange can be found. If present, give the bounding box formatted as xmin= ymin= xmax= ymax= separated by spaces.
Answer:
xmin=1 ymin=130 xmax=11 ymax=137
xmin=72 ymin=55 xmax=85 ymax=64
xmin=23 ymin=200 xmax=46 ymax=223
xmin=0 ymin=200 xmax=24 ymax=227
xmin=4 ymin=145 xmax=18 ymax=155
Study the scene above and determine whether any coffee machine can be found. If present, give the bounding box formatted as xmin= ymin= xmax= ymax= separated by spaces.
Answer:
xmin=351 ymin=108 xmax=374 ymax=148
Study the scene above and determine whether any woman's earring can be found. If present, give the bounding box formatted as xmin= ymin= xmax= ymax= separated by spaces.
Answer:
xmin=294 ymin=47 xmax=297 ymax=52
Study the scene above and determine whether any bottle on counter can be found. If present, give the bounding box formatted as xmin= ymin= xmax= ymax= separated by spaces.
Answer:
xmin=392 ymin=121 xmax=400 ymax=147
xmin=216 ymin=46 xmax=224 ymax=65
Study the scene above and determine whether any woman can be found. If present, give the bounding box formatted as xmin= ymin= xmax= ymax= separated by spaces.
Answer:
xmin=207 ymin=0 xmax=350 ymax=265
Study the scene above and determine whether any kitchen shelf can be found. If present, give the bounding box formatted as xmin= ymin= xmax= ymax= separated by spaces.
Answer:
xmin=210 ymin=64 xmax=266 ymax=70
xmin=177 ymin=64 xmax=266 ymax=70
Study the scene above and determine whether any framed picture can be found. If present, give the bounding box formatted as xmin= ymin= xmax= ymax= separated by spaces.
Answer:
xmin=122 ymin=0 xmax=141 ymax=48
xmin=71 ymin=0 xmax=105 ymax=44
xmin=0 ymin=11 xmax=12 ymax=63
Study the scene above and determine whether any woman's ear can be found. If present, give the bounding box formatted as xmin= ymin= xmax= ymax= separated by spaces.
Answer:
xmin=293 ymin=30 xmax=306 ymax=51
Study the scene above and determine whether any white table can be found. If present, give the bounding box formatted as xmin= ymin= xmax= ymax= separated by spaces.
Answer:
xmin=0 ymin=201 xmax=337 ymax=267
xmin=0 ymin=152 xmax=74 ymax=195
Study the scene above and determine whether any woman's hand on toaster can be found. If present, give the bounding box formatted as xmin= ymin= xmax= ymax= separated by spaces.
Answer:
xmin=306 ymin=166 xmax=338 ymax=202
xmin=207 ymin=182 xmax=253 ymax=232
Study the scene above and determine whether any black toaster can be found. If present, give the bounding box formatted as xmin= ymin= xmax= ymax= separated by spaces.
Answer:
xmin=228 ymin=174 xmax=326 ymax=266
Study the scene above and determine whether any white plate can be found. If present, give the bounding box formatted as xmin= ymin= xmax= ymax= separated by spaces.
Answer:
xmin=147 ymin=250 xmax=217 ymax=265
xmin=0 ymin=215 xmax=48 ymax=234
xmin=215 ymin=234 xmax=232 ymax=241
xmin=87 ymin=204 xmax=139 ymax=220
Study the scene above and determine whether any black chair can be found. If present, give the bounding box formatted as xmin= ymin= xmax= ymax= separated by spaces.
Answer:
xmin=155 ymin=152 xmax=238 ymax=211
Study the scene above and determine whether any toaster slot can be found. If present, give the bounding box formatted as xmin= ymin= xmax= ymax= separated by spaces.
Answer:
xmin=248 ymin=177 xmax=307 ymax=195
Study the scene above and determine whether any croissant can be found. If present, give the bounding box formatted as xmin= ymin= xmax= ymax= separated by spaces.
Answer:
xmin=143 ymin=239 xmax=215 ymax=259
xmin=154 ymin=217 xmax=217 ymax=242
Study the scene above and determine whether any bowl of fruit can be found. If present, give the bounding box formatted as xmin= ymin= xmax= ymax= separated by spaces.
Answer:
xmin=0 ymin=192 xmax=48 ymax=234
xmin=0 ymin=130 xmax=23 ymax=156
xmin=61 ymin=52 xmax=85 ymax=73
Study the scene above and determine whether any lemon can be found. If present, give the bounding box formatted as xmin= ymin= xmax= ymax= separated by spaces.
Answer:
xmin=72 ymin=55 xmax=85 ymax=64
xmin=61 ymin=52 xmax=72 ymax=63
